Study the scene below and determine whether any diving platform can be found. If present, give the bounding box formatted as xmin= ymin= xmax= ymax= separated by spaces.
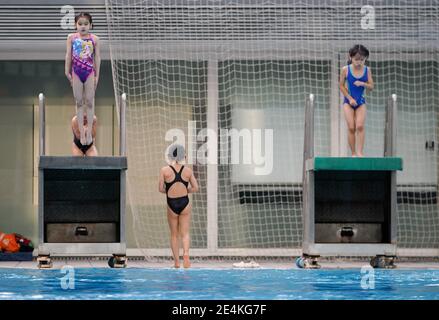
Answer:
xmin=36 ymin=93 xmax=128 ymax=268
xmin=301 ymin=94 xmax=402 ymax=269
xmin=307 ymin=157 xmax=402 ymax=172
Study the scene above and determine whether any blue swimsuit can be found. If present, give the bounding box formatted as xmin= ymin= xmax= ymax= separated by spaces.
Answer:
xmin=343 ymin=65 xmax=368 ymax=109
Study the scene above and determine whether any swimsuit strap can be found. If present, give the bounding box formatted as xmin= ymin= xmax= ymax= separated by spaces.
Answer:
xmin=177 ymin=166 xmax=189 ymax=188
xmin=166 ymin=165 xmax=188 ymax=194
xmin=165 ymin=166 xmax=179 ymax=194
xmin=348 ymin=65 xmax=367 ymax=79
xmin=74 ymin=32 xmax=92 ymax=40
xmin=169 ymin=164 xmax=184 ymax=175
xmin=169 ymin=165 xmax=179 ymax=176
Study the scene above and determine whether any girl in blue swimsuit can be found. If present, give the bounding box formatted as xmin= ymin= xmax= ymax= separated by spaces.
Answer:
xmin=339 ymin=44 xmax=374 ymax=157
xmin=158 ymin=144 xmax=199 ymax=268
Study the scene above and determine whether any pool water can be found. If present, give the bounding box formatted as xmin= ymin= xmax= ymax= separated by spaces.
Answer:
xmin=0 ymin=268 xmax=438 ymax=300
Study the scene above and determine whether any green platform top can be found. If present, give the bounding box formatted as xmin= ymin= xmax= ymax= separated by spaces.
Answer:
xmin=311 ymin=157 xmax=403 ymax=171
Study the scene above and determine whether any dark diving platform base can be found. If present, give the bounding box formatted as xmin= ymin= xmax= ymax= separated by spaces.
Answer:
xmin=37 ymin=156 xmax=127 ymax=268
xmin=302 ymin=157 xmax=402 ymax=268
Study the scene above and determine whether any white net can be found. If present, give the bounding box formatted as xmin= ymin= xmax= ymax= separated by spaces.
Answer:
xmin=105 ymin=0 xmax=439 ymax=255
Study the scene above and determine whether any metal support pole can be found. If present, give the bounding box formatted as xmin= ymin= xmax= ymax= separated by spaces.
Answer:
xmin=384 ymin=94 xmax=398 ymax=247
xmin=120 ymin=93 xmax=126 ymax=156
xmin=303 ymin=93 xmax=315 ymax=183
xmin=303 ymin=93 xmax=315 ymax=162
xmin=38 ymin=93 xmax=45 ymax=156
xmin=37 ymin=93 xmax=46 ymax=257
xmin=302 ymin=93 xmax=315 ymax=254
xmin=384 ymin=94 xmax=397 ymax=157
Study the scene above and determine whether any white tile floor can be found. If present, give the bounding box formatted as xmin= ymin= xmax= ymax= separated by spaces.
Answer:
xmin=1 ymin=259 xmax=438 ymax=269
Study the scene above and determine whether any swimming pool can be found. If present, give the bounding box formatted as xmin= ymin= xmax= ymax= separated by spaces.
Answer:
xmin=0 ymin=268 xmax=438 ymax=300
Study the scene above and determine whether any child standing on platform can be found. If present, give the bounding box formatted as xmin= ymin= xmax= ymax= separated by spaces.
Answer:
xmin=65 ymin=12 xmax=101 ymax=146
xmin=339 ymin=44 xmax=374 ymax=157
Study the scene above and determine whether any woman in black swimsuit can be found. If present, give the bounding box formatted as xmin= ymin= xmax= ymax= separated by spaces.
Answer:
xmin=158 ymin=144 xmax=199 ymax=268
xmin=71 ymin=114 xmax=98 ymax=156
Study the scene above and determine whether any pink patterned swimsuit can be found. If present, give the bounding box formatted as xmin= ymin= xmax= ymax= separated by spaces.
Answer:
xmin=71 ymin=33 xmax=95 ymax=83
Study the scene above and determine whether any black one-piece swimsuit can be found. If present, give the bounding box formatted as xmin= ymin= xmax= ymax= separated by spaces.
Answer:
xmin=73 ymin=135 xmax=93 ymax=154
xmin=165 ymin=165 xmax=189 ymax=215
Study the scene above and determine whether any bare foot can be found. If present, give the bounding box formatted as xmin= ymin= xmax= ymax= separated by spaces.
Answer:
xmin=351 ymin=154 xmax=357 ymax=158
xmin=357 ymin=153 xmax=364 ymax=157
xmin=183 ymin=254 xmax=191 ymax=268
xmin=174 ymin=263 xmax=180 ymax=268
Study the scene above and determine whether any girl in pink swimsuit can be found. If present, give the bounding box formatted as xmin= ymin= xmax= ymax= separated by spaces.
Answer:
xmin=65 ymin=12 xmax=101 ymax=146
